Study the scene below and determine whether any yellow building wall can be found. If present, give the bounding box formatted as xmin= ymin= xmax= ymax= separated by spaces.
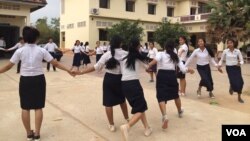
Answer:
xmin=89 ymin=0 xmax=168 ymax=22
xmin=0 ymin=4 xmax=32 ymax=34
xmin=60 ymin=0 xmax=90 ymax=48
xmin=61 ymin=0 xmax=210 ymax=49
xmin=175 ymin=0 xmax=191 ymax=16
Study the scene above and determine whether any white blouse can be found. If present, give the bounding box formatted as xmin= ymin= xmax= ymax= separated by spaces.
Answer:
xmin=119 ymin=51 xmax=147 ymax=81
xmin=94 ymin=48 xmax=127 ymax=74
xmin=218 ymin=48 xmax=244 ymax=66
xmin=148 ymin=48 xmax=158 ymax=59
xmin=72 ymin=45 xmax=82 ymax=53
xmin=185 ymin=48 xmax=218 ymax=67
xmin=102 ymin=45 xmax=108 ymax=51
xmin=96 ymin=47 xmax=104 ymax=54
xmin=44 ymin=42 xmax=58 ymax=52
xmin=10 ymin=44 xmax=53 ymax=76
xmin=141 ymin=46 xmax=149 ymax=53
xmin=178 ymin=44 xmax=188 ymax=61
xmin=82 ymin=45 xmax=90 ymax=53
xmin=155 ymin=51 xmax=188 ymax=73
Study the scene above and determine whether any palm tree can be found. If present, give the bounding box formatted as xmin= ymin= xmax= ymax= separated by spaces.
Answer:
xmin=207 ymin=0 xmax=250 ymax=43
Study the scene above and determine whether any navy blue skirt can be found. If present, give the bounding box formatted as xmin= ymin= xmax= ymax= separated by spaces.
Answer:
xmin=148 ymin=58 xmax=157 ymax=73
xmin=226 ymin=66 xmax=244 ymax=93
xmin=72 ymin=53 xmax=81 ymax=67
xmin=141 ymin=52 xmax=148 ymax=58
xmin=103 ymin=73 xmax=125 ymax=107
xmin=19 ymin=75 xmax=46 ymax=110
xmin=197 ymin=64 xmax=214 ymax=91
xmin=96 ymin=54 xmax=103 ymax=63
xmin=122 ymin=80 xmax=148 ymax=114
xmin=83 ymin=53 xmax=91 ymax=64
xmin=156 ymin=70 xmax=179 ymax=102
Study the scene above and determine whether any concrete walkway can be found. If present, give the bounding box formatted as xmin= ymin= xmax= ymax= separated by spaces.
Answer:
xmin=0 ymin=55 xmax=250 ymax=141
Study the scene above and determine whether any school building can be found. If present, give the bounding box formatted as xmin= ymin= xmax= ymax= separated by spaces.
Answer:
xmin=0 ymin=0 xmax=46 ymax=47
xmin=60 ymin=0 xmax=211 ymax=49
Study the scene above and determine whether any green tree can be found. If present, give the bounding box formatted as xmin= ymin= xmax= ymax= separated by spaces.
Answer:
xmin=35 ymin=17 xmax=60 ymax=45
xmin=107 ymin=20 xmax=144 ymax=50
xmin=154 ymin=21 xmax=188 ymax=48
xmin=207 ymin=0 xmax=250 ymax=43
xmin=50 ymin=18 xmax=60 ymax=45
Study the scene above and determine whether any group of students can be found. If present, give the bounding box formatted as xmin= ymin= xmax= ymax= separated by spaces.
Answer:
xmin=0 ymin=26 xmax=246 ymax=141
xmin=71 ymin=40 xmax=110 ymax=71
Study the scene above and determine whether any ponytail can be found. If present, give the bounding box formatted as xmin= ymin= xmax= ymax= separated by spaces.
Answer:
xmin=105 ymin=35 xmax=123 ymax=70
xmin=125 ymin=38 xmax=148 ymax=70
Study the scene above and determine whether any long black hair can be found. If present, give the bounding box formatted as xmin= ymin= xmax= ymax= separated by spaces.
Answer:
xmin=145 ymin=42 xmax=148 ymax=49
xmin=198 ymin=38 xmax=215 ymax=57
xmin=179 ymin=36 xmax=190 ymax=56
xmin=105 ymin=35 xmax=123 ymax=70
xmin=125 ymin=37 xmax=147 ymax=70
xmin=165 ymin=39 xmax=179 ymax=64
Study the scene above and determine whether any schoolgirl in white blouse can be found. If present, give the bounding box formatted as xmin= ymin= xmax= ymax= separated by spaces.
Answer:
xmin=185 ymin=38 xmax=219 ymax=99
xmin=77 ymin=35 xmax=129 ymax=132
xmin=147 ymin=39 xmax=194 ymax=129
xmin=218 ymin=39 xmax=244 ymax=103
xmin=0 ymin=26 xmax=73 ymax=141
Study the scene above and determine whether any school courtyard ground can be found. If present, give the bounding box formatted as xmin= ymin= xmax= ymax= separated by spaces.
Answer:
xmin=0 ymin=54 xmax=250 ymax=141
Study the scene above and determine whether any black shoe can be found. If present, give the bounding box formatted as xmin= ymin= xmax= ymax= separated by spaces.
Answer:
xmin=34 ymin=135 xmax=40 ymax=141
xmin=238 ymin=98 xmax=244 ymax=103
xmin=27 ymin=130 xmax=34 ymax=141
xmin=229 ymin=87 xmax=233 ymax=95
xmin=209 ymin=92 xmax=215 ymax=99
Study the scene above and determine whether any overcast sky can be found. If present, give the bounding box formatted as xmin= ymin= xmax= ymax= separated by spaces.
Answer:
xmin=30 ymin=0 xmax=60 ymax=23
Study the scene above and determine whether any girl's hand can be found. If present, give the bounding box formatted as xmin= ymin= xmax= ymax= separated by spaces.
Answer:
xmin=218 ymin=68 xmax=223 ymax=73
xmin=187 ymin=68 xmax=195 ymax=74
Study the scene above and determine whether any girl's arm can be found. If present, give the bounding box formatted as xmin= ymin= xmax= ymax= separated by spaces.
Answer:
xmin=146 ymin=59 xmax=157 ymax=71
xmin=218 ymin=50 xmax=226 ymax=66
xmin=6 ymin=43 xmax=19 ymax=51
xmin=185 ymin=50 xmax=196 ymax=67
xmin=0 ymin=62 xmax=15 ymax=73
xmin=238 ymin=50 xmax=244 ymax=65
xmin=210 ymin=57 xmax=218 ymax=67
xmin=178 ymin=61 xmax=194 ymax=74
xmin=78 ymin=66 xmax=95 ymax=75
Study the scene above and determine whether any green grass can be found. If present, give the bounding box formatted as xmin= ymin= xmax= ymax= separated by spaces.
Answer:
xmin=209 ymin=100 xmax=219 ymax=105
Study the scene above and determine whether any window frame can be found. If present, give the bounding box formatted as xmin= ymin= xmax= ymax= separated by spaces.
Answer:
xmin=126 ymin=1 xmax=135 ymax=12
xmin=99 ymin=29 xmax=108 ymax=41
xmin=167 ymin=7 xmax=174 ymax=17
xmin=99 ymin=0 xmax=110 ymax=9
xmin=148 ymin=4 xmax=156 ymax=15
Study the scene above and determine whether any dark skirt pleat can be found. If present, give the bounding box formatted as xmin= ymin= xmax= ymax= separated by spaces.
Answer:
xmin=197 ymin=64 xmax=214 ymax=91
xmin=148 ymin=58 xmax=157 ymax=72
xmin=156 ymin=70 xmax=179 ymax=102
xmin=122 ymin=80 xmax=148 ymax=114
xmin=19 ymin=75 xmax=46 ymax=110
xmin=226 ymin=66 xmax=244 ymax=93
xmin=72 ymin=53 xmax=81 ymax=67
xmin=96 ymin=54 xmax=103 ymax=63
xmin=103 ymin=73 xmax=125 ymax=106
xmin=83 ymin=53 xmax=91 ymax=64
